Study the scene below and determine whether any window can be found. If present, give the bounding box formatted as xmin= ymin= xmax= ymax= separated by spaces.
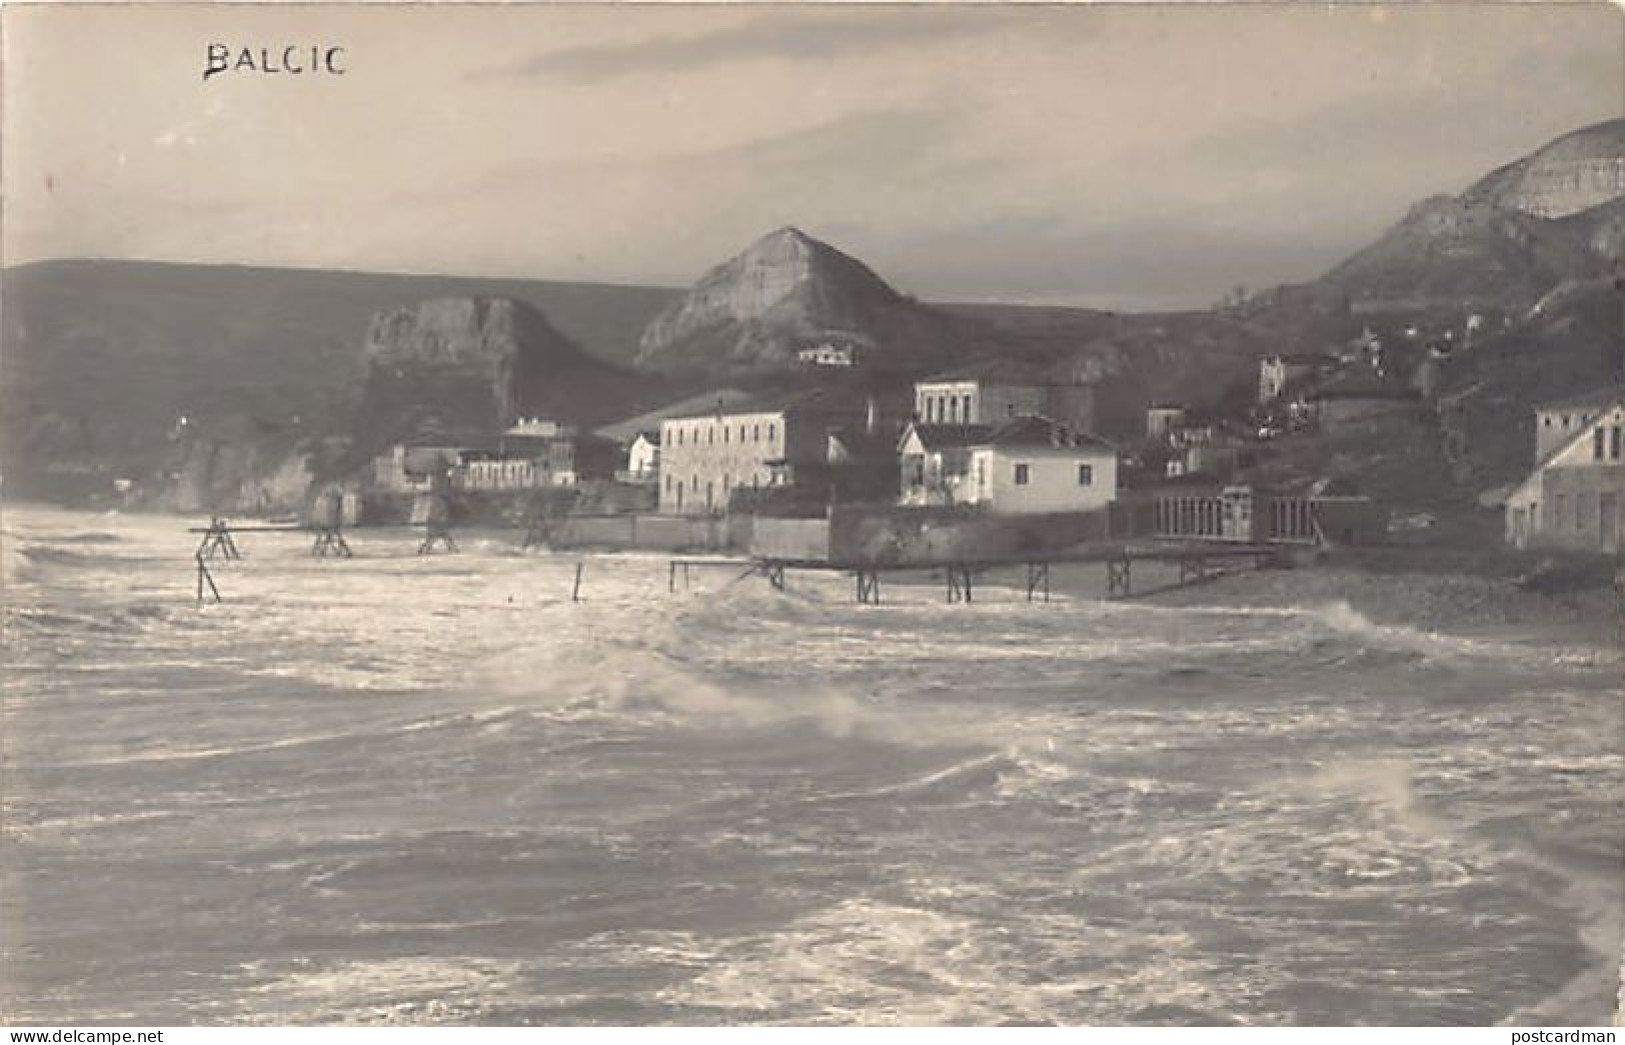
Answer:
xmin=675 ymin=429 xmax=683 ymax=447
xmin=753 ymin=424 xmax=760 ymax=441
xmin=962 ymin=395 xmax=972 ymax=422
xmin=1612 ymin=425 xmax=1622 ymax=460
xmin=740 ymin=425 xmax=746 ymax=443
xmin=708 ymin=427 xmax=714 ymax=445
xmin=1078 ymin=463 xmax=1093 ymax=486
xmin=724 ymin=425 xmax=730 ymax=444
xmin=1014 ymin=463 xmax=1030 ymax=485
xmin=768 ymin=423 xmax=776 ymax=441
xmin=1594 ymin=427 xmax=1605 ymax=461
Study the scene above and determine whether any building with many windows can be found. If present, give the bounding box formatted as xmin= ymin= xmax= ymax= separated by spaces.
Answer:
xmin=657 ymin=395 xmax=872 ymax=515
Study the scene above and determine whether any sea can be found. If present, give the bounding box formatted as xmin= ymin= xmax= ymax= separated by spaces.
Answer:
xmin=2 ymin=504 xmax=1621 ymax=1026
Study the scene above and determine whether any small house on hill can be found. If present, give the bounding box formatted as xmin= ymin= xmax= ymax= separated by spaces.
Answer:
xmin=1259 ymin=353 xmax=1338 ymax=404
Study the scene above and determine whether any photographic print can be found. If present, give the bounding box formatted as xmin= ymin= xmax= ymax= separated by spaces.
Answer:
xmin=2 ymin=2 xmax=1622 ymax=1027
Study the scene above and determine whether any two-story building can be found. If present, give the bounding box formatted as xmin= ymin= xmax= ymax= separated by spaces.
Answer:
xmin=1504 ymin=388 xmax=1625 ymax=553
xmin=657 ymin=394 xmax=870 ymax=515
xmin=1532 ymin=387 xmax=1621 ymax=461
xmin=899 ymin=416 xmax=1117 ymax=514
xmin=913 ymin=361 xmax=1050 ymax=426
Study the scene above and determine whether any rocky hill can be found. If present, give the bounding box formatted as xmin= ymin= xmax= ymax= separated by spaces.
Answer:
xmin=1318 ymin=120 xmax=1625 ymax=313
xmin=359 ymin=296 xmax=645 ymax=438
xmin=1462 ymin=119 xmax=1625 ymax=219
xmin=635 ymin=226 xmax=966 ymax=377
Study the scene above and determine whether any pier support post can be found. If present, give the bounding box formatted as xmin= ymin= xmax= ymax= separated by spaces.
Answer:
xmin=855 ymin=570 xmax=880 ymax=605
xmin=766 ymin=562 xmax=786 ymax=591
xmin=946 ymin=565 xmax=973 ymax=604
xmin=418 ymin=523 xmax=457 ymax=556
xmin=1026 ymin=562 xmax=1050 ymax=603
xmin=196 ymin=517 xmax=241 ymax=561
xmin=311 ymin=526 xmax=353 ymax=559
xmin=522 ymin=516 xmax=550 ymax=550
xmin=1106 ymin=556 xmax=1132 ymax=599
xmin=572 ymin=561 xmax=584 ymax=602
xmin=195 ymin=554 xmax=221 ymax=604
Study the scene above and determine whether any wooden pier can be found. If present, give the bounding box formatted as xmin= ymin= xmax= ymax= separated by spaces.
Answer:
xmin=668 ymin=541 xmax=1282 ymax=605
xmin=186 ymin=517 xmax=1280 ymax=609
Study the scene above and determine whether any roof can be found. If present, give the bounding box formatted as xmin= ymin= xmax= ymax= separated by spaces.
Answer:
xmin=982 ymin=415 xmax=1116 ymax=452
xmin=900 ymin=422 xmax=995 ymax=452
xmin=595 ymin=388 xmax=751 ymax=443
xmin=1264 ymin=352 xmax=1339 ymax=366
xmin=1533 ymin=385 xmax=1625 ymax=414
xmin=918 ymin=357 xmax=1051 ymax=386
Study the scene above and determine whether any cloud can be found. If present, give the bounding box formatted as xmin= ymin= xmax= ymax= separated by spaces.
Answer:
xmin=482 ymin=9 xmax=1014 ymax=83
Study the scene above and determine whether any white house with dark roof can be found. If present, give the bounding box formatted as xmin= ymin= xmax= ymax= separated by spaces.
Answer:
xmin=899 ymin=416 xmax=1117 ymax=514
xmin=1504 ymin=387 xmax=1625 ymax=553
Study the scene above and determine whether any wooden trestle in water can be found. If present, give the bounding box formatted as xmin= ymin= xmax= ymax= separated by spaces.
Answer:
xmin=187 ymin=516 xmax=1280 ymax=608
xmin=668 ymin=542 xmax=1284 ymax=605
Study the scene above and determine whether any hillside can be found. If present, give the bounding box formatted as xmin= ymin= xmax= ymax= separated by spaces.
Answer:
xmin=1316 ymin=119 xmax=1625 ymax=314
xmin=0 ymin=260 xmax=678 ymax=503
xmin=635 ymin=226 xmax=970 ymax=378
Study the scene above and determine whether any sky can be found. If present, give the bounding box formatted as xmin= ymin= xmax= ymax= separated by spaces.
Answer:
xmin=4 ymin=3 xmax=1621 ymax=310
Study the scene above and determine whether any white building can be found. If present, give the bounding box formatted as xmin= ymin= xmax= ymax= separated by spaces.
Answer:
xmin=658 ymin=400 xmax=853 ymax=515
xmin=1505 ymin=389 xmax=1625 ymax=553
xmin=913 ymin=362 xmax=1049 ymax=426
xmin=797 ymin=340 xmax=859 ymax=367
xmin=624 ymin=431 xmax=660 ymax=482
xmin=1533 ymin=387 xmax=1622 ymax=461
xmin=1258 ymin=354 xmax=1336 ymax=404
xmin=899 ymin=416 xmax=1117 ymax=514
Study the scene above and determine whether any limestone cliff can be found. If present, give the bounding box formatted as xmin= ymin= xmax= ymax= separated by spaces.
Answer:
xmin=1462 ymin=119 xmax=1625 ymax=219
xmin=361 ymin=296 xmax=642 ymax=438
xmin=1319 ymin=120 xmax=1625 ymax=311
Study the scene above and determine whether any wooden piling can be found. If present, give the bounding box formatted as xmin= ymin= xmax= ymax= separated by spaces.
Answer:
xmin=1026 ymin=561 xmax=1050 ymax=603
xmin=195 ymin=555 xmax=221 ymax=604
xmin=572 ymin=561 xmax=584 ymax=602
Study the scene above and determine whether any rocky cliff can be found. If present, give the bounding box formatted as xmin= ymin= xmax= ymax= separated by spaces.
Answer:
xmin=1318 ymin=120 xmax=1625 ymax=312
xmin=635 ymin=226 xmax=959 ymax=375
xmin=360 ymin=296 xmax=647 ymax=440
xmin=1462 ymin=119 xmax=1625 ymax=219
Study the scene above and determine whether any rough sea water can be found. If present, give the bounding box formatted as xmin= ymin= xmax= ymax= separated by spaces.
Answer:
xmin=2 ymin=504 xmax=1621 ymax=1026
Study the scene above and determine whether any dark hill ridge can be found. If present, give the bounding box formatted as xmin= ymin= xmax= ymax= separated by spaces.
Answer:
xmin=0 ymin=260 xmax=678 ymax=503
